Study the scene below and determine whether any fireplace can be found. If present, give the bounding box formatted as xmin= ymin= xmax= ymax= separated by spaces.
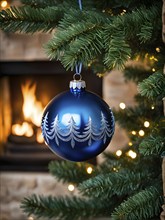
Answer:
xmin=0 ymin=61 xmax=102 ymax=171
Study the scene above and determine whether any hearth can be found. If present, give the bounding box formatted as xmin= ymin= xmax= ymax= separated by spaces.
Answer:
xmin=0 ymin=61 xmax=102 ymax=171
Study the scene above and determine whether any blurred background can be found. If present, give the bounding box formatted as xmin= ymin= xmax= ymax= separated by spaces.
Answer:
xmin=0 ymin=1 xmax=137 ymax=219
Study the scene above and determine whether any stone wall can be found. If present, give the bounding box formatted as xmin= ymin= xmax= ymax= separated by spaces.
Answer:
xmin=0 ymin=172 xmax=73 ymax=220
xmin=0 ymin=31 xmax=51 ymax=60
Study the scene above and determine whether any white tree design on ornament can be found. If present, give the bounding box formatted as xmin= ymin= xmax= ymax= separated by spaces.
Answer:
xmin=41 ymin=111 xmax=114 ymax=148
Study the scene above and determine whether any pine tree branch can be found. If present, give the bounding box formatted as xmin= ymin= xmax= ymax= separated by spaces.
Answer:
xmin=104 ymin=35 xmax=131 ymax=70
xmin=139 ymin=135 xmax=165 ymax=156
xmin=103 ymin=3 xmax=161 ymax=70
xmin=127 ymin=4 xmax=161 ymax=43
xmin=104 ymin=3 xmax=161 ymax=43
xmin=0 ymin=6 xmax=64 ymax=33
xmin=0 ymin=2 xmax=161 ymax=71
xmin=21 ymin=194 xmax=115 ymax=219
xmin=60 ymin=30 xmax=104 ymax=70
xmin=78 ymin=170 xmax=154 ymax=199
xmin=45 ymin=3 xmax=161 ymax=70
xmin=138 ymin=72 xmax=165 ymax=100
xmin=21 ymin=0 xmax=61 ymax=8
xmin=48 ymin=160 xmax=97 ymax=184
xmin=111 ymin=186 xmax=163 ymax=220
xmin=45 ymin=10 xmax=107 ymax=69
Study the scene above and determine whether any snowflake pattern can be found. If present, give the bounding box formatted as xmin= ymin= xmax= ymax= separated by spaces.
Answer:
xmin=41 ymin=110 xmax=114 ymax=148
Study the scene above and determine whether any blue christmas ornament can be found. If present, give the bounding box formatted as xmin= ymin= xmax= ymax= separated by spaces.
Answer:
xmin=41 ymin=77 xmax=115 ymax=161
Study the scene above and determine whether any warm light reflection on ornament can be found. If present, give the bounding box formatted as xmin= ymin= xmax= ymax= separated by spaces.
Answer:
xmin=139 ymin=130 xmax=145 ymax=136
xmin=68 ymin=184 xmax=75 ymax=192
xmin=156 ymin=47 xmax=160 ymax=52
xmin=127 ymin=150 xmax=137 ymax=159
xmin=151 ymin=106 xmax=155 ymax=110
xmin=152 ymin=68 xmax=156 ymax=72
xmin=144 ymin=121 xmax=150 ymax=128
xmin=86 ymin=166 xmax=93 ymax=174
xmin=131 ymin=131 xmax=136 ymax=135
xmin=119 ymin=102 xmax=126 ymax=109
xmin=128 ymin=142 xmax=133 ymax=146
xmin=61 ymin=113 xmax=80 ymax=126
xmin=116 ymin=150 xmax=122 ymax=157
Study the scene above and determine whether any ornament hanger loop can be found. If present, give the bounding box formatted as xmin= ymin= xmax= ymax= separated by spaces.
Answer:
xmin=73 ymin=0 xmax=83 ymax=79
xmin=75 ymin=62 xmax=82 ymax=75
xmin=78 ymin=0 xmax=82 ymax=10
xmin=73 ymin=73 xmax=82 ymax=81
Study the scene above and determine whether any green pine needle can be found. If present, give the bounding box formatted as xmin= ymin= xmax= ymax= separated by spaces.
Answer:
xmin=78 ymin=170 xmax=153 ymax=199
xmin=45 ymin=10 xmax=107 ymax=69
xmin=0 ymin=6 xmax=64 ymax=33
xmin=139 ymin=135 xmax=165 ymax=156
xmin=138 ymin=72 xmax=165 ymax=100
xmin=111 ymin=186 xmax=163 ymax=220
xmin=104 ymin=36 xmax=131 ymax=70
xmin=21 ymin=194 xmax=114 ymax=220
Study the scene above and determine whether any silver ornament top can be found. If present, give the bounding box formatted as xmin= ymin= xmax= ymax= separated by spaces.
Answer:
xmin=69 ymin=80 xmax=86 ymax=89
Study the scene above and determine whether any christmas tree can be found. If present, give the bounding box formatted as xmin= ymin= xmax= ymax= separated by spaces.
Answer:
xmin=0 ymin=0 xmax=165 ymax=219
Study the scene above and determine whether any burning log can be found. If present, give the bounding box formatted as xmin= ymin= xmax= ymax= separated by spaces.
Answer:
xmin=7 ymin=134 xmax=36 ymax=145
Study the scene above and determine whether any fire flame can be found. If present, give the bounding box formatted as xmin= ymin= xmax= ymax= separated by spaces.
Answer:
xmin=12 ymin=81 xmax=44 ymax=142
xmin=36 ymin=128 xmax=44 ymax=143
xmin=21 ymin=81 xmax=43 ymax=127
xmin=12 ymin=122 xmax=33 ymax=137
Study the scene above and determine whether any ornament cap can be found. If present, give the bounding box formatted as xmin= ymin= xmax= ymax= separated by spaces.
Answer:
xmin=69 ymin=80 xmax=86 ymax=89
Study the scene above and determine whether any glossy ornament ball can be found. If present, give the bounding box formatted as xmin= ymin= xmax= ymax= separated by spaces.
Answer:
xmin=41 ymin=79 xmax=115 ymax=161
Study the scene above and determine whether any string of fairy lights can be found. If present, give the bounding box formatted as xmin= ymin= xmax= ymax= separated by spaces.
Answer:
xmin=118 ymin=100 xmax=152 ymax=160
xmin=67 ymin=165 xmax=93 ymax=192
xmin=114 ymin=96 xmax=152 ymax=167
